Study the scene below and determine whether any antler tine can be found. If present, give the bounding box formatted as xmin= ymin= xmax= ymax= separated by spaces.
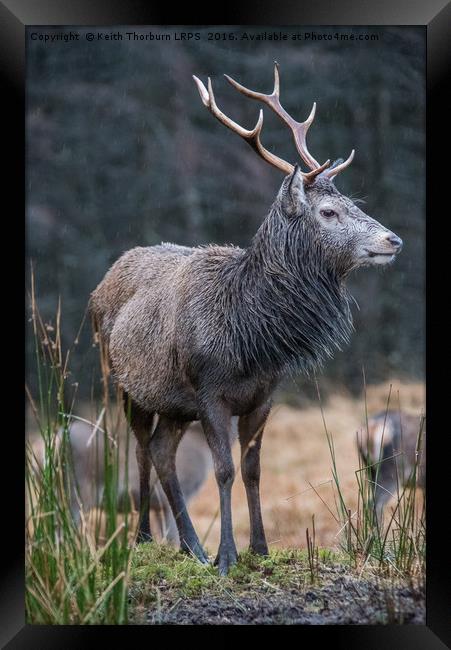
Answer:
xmin=323 ymin=149 xmax=355 ymax=179
xmin=303 ymin=158 xmax=332 ymax=181
xmin=193 ymin=75 xmax=294 ymax=175
xmin=225 ymin=62 xmax=322 ymax=171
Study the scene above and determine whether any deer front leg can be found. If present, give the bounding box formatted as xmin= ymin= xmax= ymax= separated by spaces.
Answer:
xmin=200 ymin=401 xmax=237 ymax=576
xmin=238 ymin=402 xmax=271 ymax=556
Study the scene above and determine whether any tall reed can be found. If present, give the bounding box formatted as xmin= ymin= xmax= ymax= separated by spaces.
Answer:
xmin=26 ymin=272 xmax=132 ymax=624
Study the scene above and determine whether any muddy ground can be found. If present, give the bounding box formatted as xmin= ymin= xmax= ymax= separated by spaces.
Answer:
xmin=145 ymin=576 xmax=425 ymax=625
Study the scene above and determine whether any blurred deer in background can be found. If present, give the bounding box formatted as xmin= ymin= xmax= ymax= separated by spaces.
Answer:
xmin=357 ymin=411 xmax=425 ymax=523
xmin=31 ymin=418 xmax=236 ymax=542
xmin=90 ymin=63 xmax=403 ymax=574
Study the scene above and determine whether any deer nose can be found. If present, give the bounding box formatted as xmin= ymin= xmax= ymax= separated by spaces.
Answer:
xmin=386 ymin=233 xmax=403 ymax=251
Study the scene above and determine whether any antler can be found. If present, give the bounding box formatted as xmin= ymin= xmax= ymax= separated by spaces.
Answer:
xmin=224 ymin=62 xmax=354 ymax=180
xmin=323 ymin=150 xmax=355 ymax=179
xmin=193 ymin=75 xmax=331 ymax=181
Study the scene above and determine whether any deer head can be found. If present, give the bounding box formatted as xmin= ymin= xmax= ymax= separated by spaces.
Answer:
xmin=193 ymin=64 xmax=402 ymax=276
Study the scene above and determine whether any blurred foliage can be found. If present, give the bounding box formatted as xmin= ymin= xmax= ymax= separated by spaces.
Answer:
xmin=26 ymin=26 xmax=425 ymax=399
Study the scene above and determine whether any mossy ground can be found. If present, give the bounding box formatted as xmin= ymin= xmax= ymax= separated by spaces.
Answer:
xmin=130 ymin=544 xmax=336 ymax=597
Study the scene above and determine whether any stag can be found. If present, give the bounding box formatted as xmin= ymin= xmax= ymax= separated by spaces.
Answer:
xmin=90 ymin=64 xmax=403 ymax=574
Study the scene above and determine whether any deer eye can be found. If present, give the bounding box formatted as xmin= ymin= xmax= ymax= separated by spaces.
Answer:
xmin=320 ymin=209 xmax=338 ymax=219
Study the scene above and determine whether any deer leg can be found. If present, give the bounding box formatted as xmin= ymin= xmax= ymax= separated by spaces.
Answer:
xmin=123 ymin=393 xmax=155 ymax=543
xmin=152 ymin=505 xmax=165 ymax=540
xmin=238 ymin=402 xmax=271 ymax=556
xmin=154 ymin=484 xmax=180 ymax=544
xmin=149 ymin=416 xmax=208 ymax=563
xmin=372 ymin=460 xmax=398 ymax=528
xmin=200 ymin=401 xmax=237 ymax=576
xmin=134 ymin=436 xmax=154 ymax=542
xmin=373 ymin=476 xmax=397 ymax=528
xmin=162 ymin=502 xmax=180 ymax=545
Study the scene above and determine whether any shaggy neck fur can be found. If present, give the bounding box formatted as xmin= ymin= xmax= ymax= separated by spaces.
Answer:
xmin=216 ymin=201 xmax=354 ymax=377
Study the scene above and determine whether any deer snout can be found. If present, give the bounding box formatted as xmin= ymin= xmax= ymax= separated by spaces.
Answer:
xmin=385 ymin=233 xmax=403 ymax=252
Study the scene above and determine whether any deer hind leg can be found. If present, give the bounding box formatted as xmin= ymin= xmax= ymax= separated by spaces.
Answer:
xmin=369 ymin=449 xmax=403 ymax=529
xmin=161 ymin=501 xmax=180 ymax=545
xmin=149 ymin=416 xmax=208 ymax=563
xmin=152 ymin=505 xmax=165 ymax=540
xmin=373 ymin=467 xmax=398 ymax=529
xmin=123 ymin=392 xmax=155 ymax=543
xmin=151 ymin=483 xmax=179 ymax=544
xmin=238 ymin=401 xmax=271 ymax=556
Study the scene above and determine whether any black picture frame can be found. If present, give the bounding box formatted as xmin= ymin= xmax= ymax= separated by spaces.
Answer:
xmin=4 ymin=0 xmax=449 ymax=646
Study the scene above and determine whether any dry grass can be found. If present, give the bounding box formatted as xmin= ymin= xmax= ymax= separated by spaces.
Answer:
xmin=189 ymin=379 xmax=425 ymax=553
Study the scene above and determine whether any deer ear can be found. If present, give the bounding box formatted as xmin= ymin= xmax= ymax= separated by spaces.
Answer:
xmin=282 ymin=165 xmax=306 ymax=215
xmin=288 ymin=165 xmax=306 ymax=201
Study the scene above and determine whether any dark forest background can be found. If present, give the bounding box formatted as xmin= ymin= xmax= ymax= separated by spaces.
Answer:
xmin=26 ymin=26 xmax=425 ymax=402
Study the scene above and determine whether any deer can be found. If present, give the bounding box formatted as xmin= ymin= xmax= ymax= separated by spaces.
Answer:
xmin=357 ymin=411 xmax=425 ymax=524
xmin=32 ymin=418 xmax=229 ymax=542
xmin=89 ymin=63 xmax=403 ymax=575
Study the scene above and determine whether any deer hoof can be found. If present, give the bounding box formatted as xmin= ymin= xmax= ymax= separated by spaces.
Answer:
xmin=181 ymin=540 xmax=209 ymax=564
xmin=250 ymin=543 xmax=269 ymax=556
xmin=215 ymin=546 xmax=238 ymax=576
